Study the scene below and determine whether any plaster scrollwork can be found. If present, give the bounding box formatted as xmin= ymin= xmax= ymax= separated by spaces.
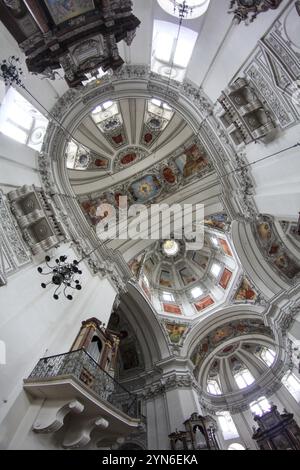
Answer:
xmin=0 ymin=191 xmax=31 ymax=277
xmin=142 ymin=372 xmax=198 ymax=400
xmin=62 ymin=417 xmax=109 ymax=449
xmin=279 ymin=304 xmax=300 ymax=336
xmin=33 ymin=400 xmax=84 ymax=434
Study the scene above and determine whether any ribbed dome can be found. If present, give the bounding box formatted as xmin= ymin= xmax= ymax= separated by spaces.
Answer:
xmin=130 ymin=231 xmax=238 ymax=318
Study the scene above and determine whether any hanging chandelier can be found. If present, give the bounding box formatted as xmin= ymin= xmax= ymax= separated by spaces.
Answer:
xmin=158 ymin=0 xmax=210 ymax=19
xmin=37 ymin=247 xmax=99 ymax=301
xmin=37 ymin=255 xmax=83 ymax=301
xmin=0 ymin=55 xmax=24 ymax=87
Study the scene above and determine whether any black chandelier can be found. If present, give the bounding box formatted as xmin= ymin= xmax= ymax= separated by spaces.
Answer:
xmin=37 ymin=247 xmax=98 ymax=300
xmin=173 ymin=0 xmax=192 ymax=18
xmin=38 ymin=255 xmax=83 ymax=301
xmin=0 ymin=55 xmax=24 ymax=87
xmin=172 ymin=0 xmax=206 ymax=19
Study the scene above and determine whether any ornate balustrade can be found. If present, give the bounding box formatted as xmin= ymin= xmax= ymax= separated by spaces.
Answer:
xmin=26 ymin=349 xmax=140 ymax=419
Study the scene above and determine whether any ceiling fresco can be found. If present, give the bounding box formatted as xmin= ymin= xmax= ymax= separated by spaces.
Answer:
xmin=191 ymin=318 xmax=274 ymax=376
xmin=254 ymin=215 xmax=300 ymax=281
xmin=127 ymin=230 xmax=239 ymax=319
xmin=78 ymin=136 xmax=212 ymax=226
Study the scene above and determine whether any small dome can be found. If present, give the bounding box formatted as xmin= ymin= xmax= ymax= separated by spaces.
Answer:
xmin=131 ymin=230 xmax=238 ymax=319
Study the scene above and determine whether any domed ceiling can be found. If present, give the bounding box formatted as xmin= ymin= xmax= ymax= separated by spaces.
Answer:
xmin=62 ymin=94 xmax=217 ymax=251
xmin=66 ymin=96 xmax=200 ymax=197
xmin=127 ymin=226 xmax=242 ymax=319
xmin=190 ymin=317 xmax=281 ymax=410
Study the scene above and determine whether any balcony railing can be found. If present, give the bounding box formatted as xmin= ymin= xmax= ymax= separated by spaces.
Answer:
xmin=26 ymin=349 xmax=140 ymax=420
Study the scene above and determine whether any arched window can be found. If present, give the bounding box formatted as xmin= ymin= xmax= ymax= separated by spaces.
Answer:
xmin=257 ymin=347 xmax=276 ymax=367
xmin=234 ymin=368 xmax=255 ymax=389
xmin=282 ymin=372 xmax=300 ymax=402
xmin=228 ymin=443 xmax=245 ymax=450
xmin=0 ymin=87 xmax=48 ymax=150
xmin=216 ymin=411 xmax=239 ymax=440
xmin=207 ymin=378 xmax=222 ymax=395
xmin=249 ymin=396 xmax=270 ymax=416
xmin=87 ymin=336 xmax=102 ymax=363
xmin=151 ymin=20 xmax=198 ymax=82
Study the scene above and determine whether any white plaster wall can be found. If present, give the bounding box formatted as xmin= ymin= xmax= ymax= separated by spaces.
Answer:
xmin=247 ymin=124 xmax=300 ymax=219
xmin=0 ymin=133 xmax=41 ymax=191
xmin=0 ymin=245 xmax=117 ymax=440
xmin=146 ymin=395 xmax=170 ymax=450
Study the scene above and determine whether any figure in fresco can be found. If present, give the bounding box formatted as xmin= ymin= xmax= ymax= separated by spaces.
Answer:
xmin=128 ymin=257 xmax=142 ymax=277
xmin=257 ymin=222 xmax=272 ymax=241
xmin=176 ymin=144 xmax=208 ymax=178
xmin=165 ymin=324 xmax=187 ymax=344
xmin=235 ymin=278 xmax=257 ymax=301
xmin=163 ymin=166 xmax=176 ymax=184
xmin=204 ymin=214 xmax=227 ymax=231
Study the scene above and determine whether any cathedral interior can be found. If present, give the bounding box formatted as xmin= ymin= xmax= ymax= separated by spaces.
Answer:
xmin=0 ymin=0 xmax=300 ymax=451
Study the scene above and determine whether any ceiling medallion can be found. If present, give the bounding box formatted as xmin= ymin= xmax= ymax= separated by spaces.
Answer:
xmin=228 ymin=0 xmax=283 ymax=24
xmin=157 ymin=0 xmax=211 ymax=19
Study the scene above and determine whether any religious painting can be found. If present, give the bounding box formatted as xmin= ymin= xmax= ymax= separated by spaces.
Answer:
xmin=93 ymin=157 xmax=109 ymax=169
xmin=204 ymin=214 xmax=227 ymax=231
xmin=45 ymin=0 xmax=94 ymax=25
xmin=128 ymin=254 xmax=143 ymax=277
xmin=144 ymin=132 xmax=153 ymax=144
xmin=219 ymin=268 xmax=232 ymax=290
xmin=257 ymin=222 xmax=272 ymax=241
xmin=192 ymin=252 xmax=209 ymax=270
xmin=163 ymin=166 xmax=177 ymax=184
xmin=159 ymin=269 xmax=173 ymax=288
xmin=163 ymin=303 xmax=182 ymax=315
xmin=81 ymin=198 xmax=113 ymax=226
xmin=211 ymin=325 xmax=232 ymax=344
xmin=218 ymin=238 xmax=233 ymax=257
xmin=194 ymin=296 xmax=214 ymax=312
xmin=129 ymin=175 xmax=161 ymax=203
xmin=269 ymin=243 xmax=280 ymax=255
xmin=165 ymin=323 xmax=187 ymax=344
xmin=235 ymin=278 xmax=257 ymax=302
xmin=120 ymin=153 xmax=137 ymax=166
xmin=274 ymin=253 xmax=300 ymax=279
xmin=179 ymin=266 xmax=197 ymax=286
xmin=175 ymin=144 xmax=208 ymax=178
xmin=218 ymin=343 xmax=239 ymax=357
xmin=111 ymin=133 xmax=124 ymax=145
